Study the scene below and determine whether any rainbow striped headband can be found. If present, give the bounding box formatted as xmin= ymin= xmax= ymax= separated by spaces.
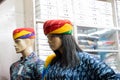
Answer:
xmin=13 ymin=27 xmax=35 ymax=40
xmin=43 ymin=19 xmax=73 ymax=35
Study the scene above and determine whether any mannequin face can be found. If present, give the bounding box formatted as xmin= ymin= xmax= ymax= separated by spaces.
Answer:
xmin=47 ymin=34 xmax=62 ymax=51
xmin=14 ymin=39 xmax=30 ymax=53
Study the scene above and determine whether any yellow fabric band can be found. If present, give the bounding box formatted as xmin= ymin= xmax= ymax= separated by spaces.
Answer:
xmin=13 ymin=30 xmax=31 ymax=39
xmin=49 ymin=24 xmax=73 ymax=34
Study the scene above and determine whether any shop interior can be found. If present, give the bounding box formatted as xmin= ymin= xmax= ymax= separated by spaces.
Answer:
xmin=0 ymin=0 xmax=120 ymax=79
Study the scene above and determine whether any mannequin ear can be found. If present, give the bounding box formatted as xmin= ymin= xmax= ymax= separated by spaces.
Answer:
xmin=24 ymin=39 xmax=34 ymax=46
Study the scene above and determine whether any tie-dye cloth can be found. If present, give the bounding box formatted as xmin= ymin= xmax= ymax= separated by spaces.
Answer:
xmin=10 ymin=52 xmax=44 ymax=80
xmin=43 ymin=52 xmax=119 ymax=80
xmin=13 ymin=27 xmax=35 ymax=40
xmin=43 ymin=19 xmax=73 ymax=35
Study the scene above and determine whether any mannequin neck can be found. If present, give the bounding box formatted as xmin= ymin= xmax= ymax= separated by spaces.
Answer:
xmin=21 ymin=46 xmax=34 ymax=58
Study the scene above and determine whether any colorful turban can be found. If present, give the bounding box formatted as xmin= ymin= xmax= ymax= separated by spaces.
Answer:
xmin=43 ymin=19 xmax=73 ymax=35
xmin=13 ymin=27 xmax=35 ymax=40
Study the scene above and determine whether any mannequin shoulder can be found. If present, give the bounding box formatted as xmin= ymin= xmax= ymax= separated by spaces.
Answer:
xmin=44 ymin=53 xmax=56 ymax=68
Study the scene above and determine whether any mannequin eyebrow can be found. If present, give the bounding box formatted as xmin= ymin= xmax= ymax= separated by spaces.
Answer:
xmin=15 ymin=39 xmax=21 ymax=43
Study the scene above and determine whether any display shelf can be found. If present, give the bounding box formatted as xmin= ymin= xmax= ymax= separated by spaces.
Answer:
xmin=35 ymin=22 xmax=53 ymax=61
xmin=117 ymin=30 xmax=120 ymax=72
xmin=116 ymin=0 xmax=120 ymax=27
xmin=76 ymin=26 xmax=118 ymax=51
xmin=83 ymin=49 xmax=118 ymax=52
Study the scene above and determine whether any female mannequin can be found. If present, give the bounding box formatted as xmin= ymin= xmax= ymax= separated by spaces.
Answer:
xmin=42 ymin=19 xmax=119 ymax=80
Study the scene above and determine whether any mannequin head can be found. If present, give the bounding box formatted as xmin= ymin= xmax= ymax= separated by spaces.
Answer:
xmin=43 ymin=19 xmax=73 ymax=52
xmin=13 ymin=27 xmax=35 ymax=55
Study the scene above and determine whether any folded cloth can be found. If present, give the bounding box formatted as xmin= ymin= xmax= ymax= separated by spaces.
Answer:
xmin=13 ymin=27 xmax=35 ymax=39
xmin=43 ymin=19 xmax=73 ymax=35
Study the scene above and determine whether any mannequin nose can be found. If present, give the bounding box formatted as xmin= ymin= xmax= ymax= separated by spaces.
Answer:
xmin=14 ymin=43 xmax=17 ymax=47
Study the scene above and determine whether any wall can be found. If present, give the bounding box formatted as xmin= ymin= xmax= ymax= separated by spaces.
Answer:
xmin=0 ymin=0 xmax=34 ymax=79
xmin=24 ymin=0 xmax=34 ymax=27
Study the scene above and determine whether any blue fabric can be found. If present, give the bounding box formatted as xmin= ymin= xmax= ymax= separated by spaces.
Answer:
xmin=43 ymin=52 xmax=120 ymax=80
xmin=42 ymin=65 xmax=50 ymax=80
xmin=10 ymin=52 xmax=44 ymax=80
xmin=116 ymin=73 xmax=120 ymax=78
